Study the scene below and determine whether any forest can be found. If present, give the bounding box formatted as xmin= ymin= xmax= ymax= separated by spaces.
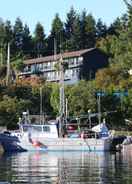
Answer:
xmin=0 ymin=0 xmax=132 ymax=129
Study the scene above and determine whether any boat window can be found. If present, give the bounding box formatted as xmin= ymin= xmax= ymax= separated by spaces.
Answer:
xmin=22 ymin=125 xmax=42 ymax=132
xmin=43 ymin=126 xmax=50 ymax=132
xmin=32 ymin=126 xmax=42 ymax=132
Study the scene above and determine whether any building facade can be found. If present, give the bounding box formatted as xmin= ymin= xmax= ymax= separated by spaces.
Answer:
xmin=19 ymin=48 xmax=108 ymax=84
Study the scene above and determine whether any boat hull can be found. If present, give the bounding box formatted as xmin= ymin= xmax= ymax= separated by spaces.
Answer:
xmin=19 ymin=137 xmax=112 ymax=152
xmin=0 ymin=133 xmax=112 ymax=152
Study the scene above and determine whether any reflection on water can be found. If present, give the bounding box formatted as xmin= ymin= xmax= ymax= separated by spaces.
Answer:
xmin=0 ymin=150 xmax=132 ymax=184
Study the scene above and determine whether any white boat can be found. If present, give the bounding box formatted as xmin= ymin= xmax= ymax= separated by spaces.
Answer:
xmin=0 ymin=113 xmax=113 ymax=152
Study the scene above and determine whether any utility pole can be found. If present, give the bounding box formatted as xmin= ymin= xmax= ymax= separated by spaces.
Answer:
xmin=6 ymin=42 xmax=10 ymax=86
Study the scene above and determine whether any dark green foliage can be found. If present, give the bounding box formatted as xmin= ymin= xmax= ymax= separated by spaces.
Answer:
xmin=77 ymin=11 xmax=96 ymax=49
xmin=47 ymin=13 xmax=64 ymax=54
xmin=22 ymin=24 xmax=33 ymax=57
xmin=65 ymin=7 xmax=77 ymax=40
xmin=33 ymin=22 xmax=45 ymax=57
xmin=0 ymin=83 xmax=53 ymax=128
xmin=0 ymin=95 xmax=32 ymax=128
xmin=96 ymin=19 xmax=107 ymax=38
xmin=0 ymin=7 xmax=109 ymax=60
xmin=13 ymin=17 xmax=24 ymax=55
xmin=0 ymin=65 xmax=7 ymax=78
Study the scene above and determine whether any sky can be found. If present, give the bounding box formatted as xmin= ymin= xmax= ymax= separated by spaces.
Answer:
xmin=0 ymin=0 xmax=127 ymax=35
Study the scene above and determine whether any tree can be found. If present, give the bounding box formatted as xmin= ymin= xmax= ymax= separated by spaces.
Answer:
xmin=96 ymin=18 xmax=107 ymax=39
xmin=67 ymin=81 xmax=96 ymax=116
xmin=64 ymin=6 xmax=81 ymax=51
xmin=22 ymin=24 xmax=32 ymax=57
xmin=13 ymin=17 xmax=24 ymax=55
xmin=80 ymin=11 xmax=96 ymax=49
xmin=4 ymin=20 xmax=13 ymax=43
xmin=0 ymin=95 xmax=32 ymax=128
xmin=50 ymin=13 xmax=64 ymax=54
xmin=95 ymin=66 xmax=129 ymax=91
xmin=34 ymin=22 xmax=45 ymax=57
xmin=65 ymin=6 xmax=77 ymax=39
xmin=0 ymin=18 xmax=6 ymax=65
xmin=68 ymin=15 xmax=81 ymax=51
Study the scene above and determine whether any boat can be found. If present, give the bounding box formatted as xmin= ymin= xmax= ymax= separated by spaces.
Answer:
xmin=0 ymin=112 xmax=114 ymax=152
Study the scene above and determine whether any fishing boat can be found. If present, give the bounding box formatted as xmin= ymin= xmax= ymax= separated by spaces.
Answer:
xmin=0 ymin=112 xmax=113 ymax=152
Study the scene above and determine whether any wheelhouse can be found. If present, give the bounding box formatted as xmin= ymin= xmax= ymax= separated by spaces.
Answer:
xmin=20 ymin=124 xmax=58 ymax=138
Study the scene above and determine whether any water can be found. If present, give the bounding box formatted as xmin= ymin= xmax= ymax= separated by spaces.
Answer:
xmin=0 ymin=150 xmax=132 ymax=184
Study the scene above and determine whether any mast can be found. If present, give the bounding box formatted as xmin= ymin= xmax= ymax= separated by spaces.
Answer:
xmin=40 ymin=87 xmax=43 ymax=124
xmin=59 ymin=54 xmax=65 ymax=137
xmin=65 ymin=98 xmax=68 ymax=120
xmin=6 ymin=42 xmax=10 ymax=86
xmin=97 ymin=94 xmax=101 ymax=124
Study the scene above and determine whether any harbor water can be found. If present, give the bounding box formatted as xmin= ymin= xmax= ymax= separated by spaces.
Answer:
xmin=0 ymin=149 xmax=132 ymax=184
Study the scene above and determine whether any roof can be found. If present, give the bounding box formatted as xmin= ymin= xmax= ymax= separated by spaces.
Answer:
xmin=24 ymin=48 xmax=95 ymax=65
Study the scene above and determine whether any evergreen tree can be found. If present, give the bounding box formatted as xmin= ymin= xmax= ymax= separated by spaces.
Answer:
xmin=50 ymin=13 xmax=64 ymax=53
xmin=80 ymin=11 xmax=96 ymax=49
xmin=65 ymin=6 xmax=77 ymax=40
xmin=13 ymin=17 xmax=24 ymax=55
xmin=71 ymin=15 xmax=81 ymax=50
xmin=51 ymin=13 xmax=64 ymax=37
xmin=4 ymin=20 xmax=13 ymax=43
xmin=84 ymin=13 xmax=96 ymax=48
xmin=96 ymin=18 xmax=107 ymax=39
xmin=64 ymin=6 xmax=80 ymax=51
xmin=22 ymin=24 xmax=32 ymax=57
xmin=34 ymin=22 xmax=45 ymax=57
xmin=0 ymin=18 xmax=6 ymax=65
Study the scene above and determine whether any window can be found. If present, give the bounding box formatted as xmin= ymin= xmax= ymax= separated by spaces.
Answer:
xmin=22 ymin=125 xmax=43 ymax=132
xmin=43 ymin=126 xmax=50 ymax=132
xmin=70 ymin=58 xmax=74 ymax=65
xmin=32 ymin=126 xmax=42 ymax=132
xmin=78 ymin=57 xmax=83 ymax=63
xmin=39 ymin=63 xmax=43 ymax=70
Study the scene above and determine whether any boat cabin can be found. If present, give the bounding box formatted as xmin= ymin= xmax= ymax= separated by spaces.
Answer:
xmin=20 ymin=124 xmax=59 ymax=138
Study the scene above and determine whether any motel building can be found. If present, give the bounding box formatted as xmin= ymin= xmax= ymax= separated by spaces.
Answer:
xmin=19 ymin=48 xmax=108 ymax=85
